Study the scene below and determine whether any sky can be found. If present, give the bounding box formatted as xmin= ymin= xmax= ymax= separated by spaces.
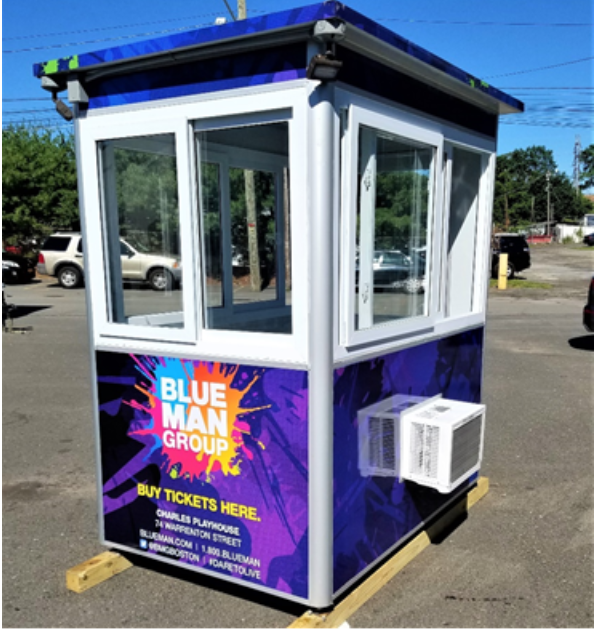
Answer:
xmin=2 ymin=0 xmax=593 ymax=183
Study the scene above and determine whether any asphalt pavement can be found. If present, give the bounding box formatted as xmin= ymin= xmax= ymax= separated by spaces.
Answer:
xmin=2 ymin=245 xmax=593 ymax=628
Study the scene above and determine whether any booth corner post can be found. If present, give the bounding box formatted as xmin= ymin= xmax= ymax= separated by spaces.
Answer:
xmin=307 ymin=42 xmax=338 ymax=609
xmin=70 ymin=101 xmax=109 ymax=546
xmin=33 ymin=1 xmax=522 ymax=609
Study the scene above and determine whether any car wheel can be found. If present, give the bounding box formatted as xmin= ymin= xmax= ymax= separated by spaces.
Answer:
xmin=58 ymin=265 xmax=82 ymax=289
xmin=148 ymin=268 xmax=173 ymax=291
xmin=404 ymin=276 xmax=424 ymax=294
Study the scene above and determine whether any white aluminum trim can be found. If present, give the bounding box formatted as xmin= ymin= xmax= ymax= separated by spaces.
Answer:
xmin=340 ymin=102 xmax=442 ymax=349
xmin=78 ymin=86 xmax=309 ymax=365
xmin=73 ymin=105 xmax=106 ymax=544
xmin=333 ymin=317 xmax=485 ymax=368
xmin=334 ymin=86 xmax=495 ymax=364
xmin=306 ymin=76 xmax=335 ymax=609
xmin=83 ymin=80 xmax=310 ymax=118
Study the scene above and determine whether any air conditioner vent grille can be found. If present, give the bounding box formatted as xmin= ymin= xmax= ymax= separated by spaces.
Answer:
xmin=411 ymin=422 xmax=440 ymax=479
xmin=367 ymin=416 xmax=396 ymax=473
xmin=450 ymin=415 xmax=482 ymax=481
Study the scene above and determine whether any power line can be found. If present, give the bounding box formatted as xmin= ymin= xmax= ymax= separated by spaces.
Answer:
xmin=500 ymin=119 xmax=592 ymax=128
xmin=2 ymin=98 xmax=50 ymax=102
xmin=485 ymin=56 xmax=594 ymax=79
xmin=3 ymin=108 xmax=56 ymax=115
xmin=3 ymin=20 xmax=232 ymax=53
xmin=3 ymin=11 xmax=589 ymax=45
xmin=378 ymin=17 xmax=593 ymax=27
xmin=2 ymin=11 xmax=260 ymax=41
xmin=499 ymin=87 xmax=594 ymax=90
xmin=4 ymin=12 xmax=594 ymax=54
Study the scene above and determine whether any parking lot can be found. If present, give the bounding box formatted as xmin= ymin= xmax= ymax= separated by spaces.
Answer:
xmin=2 ymin=244 xmax=593 ymax=628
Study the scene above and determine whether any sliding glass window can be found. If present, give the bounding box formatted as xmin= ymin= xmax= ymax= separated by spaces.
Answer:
xmin=355 ymin=126 xmax=435 ymax=332
xmin=196 ymin=120 xmax=292 ymax=335
xmin=99 ymin=133 xmax=184 ymax=329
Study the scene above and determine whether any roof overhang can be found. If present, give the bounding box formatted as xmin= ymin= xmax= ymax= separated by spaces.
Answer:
xmin=34 ymin=2 xmax=523 ymax=116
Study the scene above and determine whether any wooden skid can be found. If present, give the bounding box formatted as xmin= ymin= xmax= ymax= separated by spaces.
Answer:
xmin=66 ymin=550 xmax=133 ymax=593
xmin=289 ymin=476 xmax=489 ymax=629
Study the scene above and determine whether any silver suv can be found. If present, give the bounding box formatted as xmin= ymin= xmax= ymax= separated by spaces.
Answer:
xmin=37 ymin=232 xmax=181 ymax=290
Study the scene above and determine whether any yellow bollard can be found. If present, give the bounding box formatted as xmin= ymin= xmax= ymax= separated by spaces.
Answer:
xmin=498 ymin=253 xmax=508 ymax=290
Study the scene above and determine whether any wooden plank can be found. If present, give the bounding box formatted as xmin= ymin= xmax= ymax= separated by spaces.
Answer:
xmin=289 ymin=477 xmax=489 ymax=629
xmin=66 ymin=551 xmax=133 ymax=594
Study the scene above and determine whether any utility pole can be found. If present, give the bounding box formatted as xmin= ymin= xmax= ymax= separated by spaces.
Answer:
xmin=220 ymin=0 xmax=245 ymax=22
xmin=244 ymin=170 xmax=262 ymax=292
xmin=574 ymin=135 xmax=582 ymax=193
xmin=531 ymin=196 xmax=535 ymax=230
xmin=546 ymin=170 xmax=551 ymax=236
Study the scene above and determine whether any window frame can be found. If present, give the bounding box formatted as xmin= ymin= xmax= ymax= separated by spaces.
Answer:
xmin=441 ymin=142 xmax=494 ymax=322
xmin=194 ymin=134 xmax=290 ymax=330
xmin=191 ymin=107 xmax=305 ymax=353
xmin=340 ymin=103 xmax=444 ymax=348
xmin=83 ymin=116 xmax=198 ymax=344
xmin=79 ymin=84 xmax=309 ymax=365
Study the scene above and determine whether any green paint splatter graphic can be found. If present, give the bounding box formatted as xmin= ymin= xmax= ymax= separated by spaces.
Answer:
xmin=42 ymin=59 xmax=59 ymax=75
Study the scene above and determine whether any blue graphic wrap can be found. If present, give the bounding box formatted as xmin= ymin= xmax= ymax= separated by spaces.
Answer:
xmin=333 ymin=328 xmax=484 ymax=592
xmin=85 ymin=44 xmax=305 ymax=109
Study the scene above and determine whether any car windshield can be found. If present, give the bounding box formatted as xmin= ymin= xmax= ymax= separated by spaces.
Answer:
xmin=122 ymin=238 xmax=150 ymax=254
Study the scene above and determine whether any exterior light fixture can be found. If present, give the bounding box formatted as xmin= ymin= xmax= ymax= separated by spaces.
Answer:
xmin=52 ymin=95 xmax=74 ymax=121
xmin=306 ymin=53 xmax=343 ymax=81
xmin=40 ymin=76 xmax=74 ymax=121
xmin=307 ymin=19 xmax=346 ymax=83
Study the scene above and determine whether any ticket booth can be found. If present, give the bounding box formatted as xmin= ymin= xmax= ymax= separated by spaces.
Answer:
xmin=35 ymin=3 xmax=522 ymax=608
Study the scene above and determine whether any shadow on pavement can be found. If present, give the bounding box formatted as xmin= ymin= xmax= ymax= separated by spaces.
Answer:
xmin=568 ymin=335 xmax=594 ymax=352
xmin=118 ymin=550 xmax=310 ymax=618
xmin=10 ymin=305 xmax=52 ymax=319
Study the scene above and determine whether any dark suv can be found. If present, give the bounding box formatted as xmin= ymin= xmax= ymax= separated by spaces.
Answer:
xmin=491 ymin=233 xmax=531 ymax=279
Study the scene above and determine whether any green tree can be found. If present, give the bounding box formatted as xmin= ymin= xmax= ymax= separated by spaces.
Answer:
xmin=111 ymin=142 xmax=179 ymax=254
xmin=493 ymin=146 xmax=587 ymax=228
xmin=579 ymin=144 xmax=594 ymax=190
xmin=374 ymin=171 xmax=429 ymax=250
xmin=2 ymin=126 xmax=79 ymax=249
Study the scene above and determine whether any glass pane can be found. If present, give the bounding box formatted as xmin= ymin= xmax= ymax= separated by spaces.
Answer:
xmin=197 ymin=122 xmax=292 ymax=334
xmin=229 ymin=167 xmax=278 ymax=305
xmin=447 ymin=147 xmax=482 ymax=317
xmin=355 ymin=126 xmax=433 ymax=331
xmin=201 ymin=162 xmax=223 ymax=309
xmin=99 ymin=134 xmax=184 ymax=328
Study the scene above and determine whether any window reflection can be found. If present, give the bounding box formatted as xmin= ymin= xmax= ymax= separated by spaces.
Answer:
xmin=197 ymin=122 xmax=292 ymax=334
xmin=99 ymin=134 xmax=184 ymax=328
xmin=355 ymin=126 xmax=434 ymax=330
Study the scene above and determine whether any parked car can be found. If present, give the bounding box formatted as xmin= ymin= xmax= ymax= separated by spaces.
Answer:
xmin=583 ymin=233 xmax=594 ymax=247
xmin=372 ymin=250 xmax=412 ymax=289
xmin=583 ymin=276 xmax=594 ymax=332
xmin=37 ymin=232 xmax=181 ymax=290
xmin=355 ymin=250 xmax=427 ymax=294
xmin=491 ymin=233 xmax=531 ymax=279
xmin=2 ymin=251 xmax=36 ymax=284
xmin=404 ymin=251 xmax=426 ymax=294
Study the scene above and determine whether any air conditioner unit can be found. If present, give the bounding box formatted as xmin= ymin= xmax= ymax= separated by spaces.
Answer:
xmin=357 ymin=394 xmax=426 ymax=478
xmin=400 ymin=396 xmax=485 ymax=494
